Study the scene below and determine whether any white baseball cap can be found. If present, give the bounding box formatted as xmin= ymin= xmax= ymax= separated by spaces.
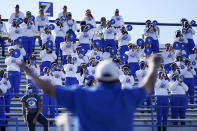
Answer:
xmin=95 ymin=59 xmax=119 ymax=82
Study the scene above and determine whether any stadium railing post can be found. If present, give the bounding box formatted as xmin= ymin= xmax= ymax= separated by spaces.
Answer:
xmin=150 ymin=96 xmax=155 ymax=131
xmin=16 ymin=118 xmax=19 ymax=131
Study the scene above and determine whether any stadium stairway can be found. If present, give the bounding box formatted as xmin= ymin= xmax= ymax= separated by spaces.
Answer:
xmin=0 ymin=42 xmax=197 ymax=131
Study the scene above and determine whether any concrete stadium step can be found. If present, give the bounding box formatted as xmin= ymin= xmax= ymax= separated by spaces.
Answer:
xmin=1 ymin=41 xmax=197 ymax=127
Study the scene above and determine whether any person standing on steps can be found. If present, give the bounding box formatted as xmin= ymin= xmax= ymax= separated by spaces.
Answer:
xmin=21 ymin=85 xmax=48 ymax=131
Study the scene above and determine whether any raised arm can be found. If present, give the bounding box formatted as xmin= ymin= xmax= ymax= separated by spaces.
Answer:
xmin=18 ymin=63 xmax=55 ymax=97
xmin=139 ymin=54 xmax=161 ymax=95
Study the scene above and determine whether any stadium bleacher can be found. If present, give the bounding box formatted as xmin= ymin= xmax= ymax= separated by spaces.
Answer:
xmin=0 ymin=5 xmax=197 ymax=131
xmin=1 ymin=42 xmax=197 ymax=131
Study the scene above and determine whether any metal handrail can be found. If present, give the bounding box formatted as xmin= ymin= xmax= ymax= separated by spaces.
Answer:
xmin=0 ymin=118 xmax=18 ymax=131
xmin=1 ymin=19 xmax=197 ymax=27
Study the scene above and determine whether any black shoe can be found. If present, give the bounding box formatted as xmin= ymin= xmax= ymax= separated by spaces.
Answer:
xmin=50 ymin=121 xmax=53 ymax=126
xmin=2 ymin=52 xmax=5 ymax=57
xmin=6 ymin=116 xmax=10 ymax=124
xmin=1 ymin=126 xmax=6 ymax=131
xmin=157 ymin=126 xmax=161 ymax=131
xmin=163 ymin=126 xmax=167 ymax=131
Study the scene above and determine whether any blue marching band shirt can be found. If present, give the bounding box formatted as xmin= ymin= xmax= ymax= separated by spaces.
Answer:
xmin=55 ymin=82 xmax=146 ymax=131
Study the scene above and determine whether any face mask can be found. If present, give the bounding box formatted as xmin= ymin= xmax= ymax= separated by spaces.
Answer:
xmin=51 ymin=67 xmax=56 ymax=72
xmin=12 ymin=21 xmax=17 ymax=27
xmin=184 ymin=23 xmax=189 ymax=28
xmin=56 ymin=21 xmax=60 ymax=26
xmin=176 ymin=32 xmax=181 ymax=38
xmin=85 ymin=79 xmax=92 ymax=86
xmin=171 ymin=65 xmax=175 ymax=71
xmin=166 ymin=47 xmax=170 ymax=51
xmin=46 ymin=49 xmax=52 ymax=53
xmin=140 ymin=63 xmax=145 ymax=69
xmin=172 ymin=76 xmax=177 ymax=81
xmin=147 ymin=23 xmax=151 ymax=27
xmin=81 ymin=26 xmax=85 ymax=32
xmin=106 ymin=48 xmax=111 ymax=52
xmin=32 ymin=60 xmax=36 ymax=65
xmin=123 ymin=70 xmax=128 ymax=75
xmin=121 ymin=30 xmax=125 ymax=34
xmin=27 ymin=89 xmax=33 ymax=94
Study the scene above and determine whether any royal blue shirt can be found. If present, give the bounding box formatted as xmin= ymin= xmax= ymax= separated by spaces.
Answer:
xmin=55 ymin=82 xmax=146 ymax=131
